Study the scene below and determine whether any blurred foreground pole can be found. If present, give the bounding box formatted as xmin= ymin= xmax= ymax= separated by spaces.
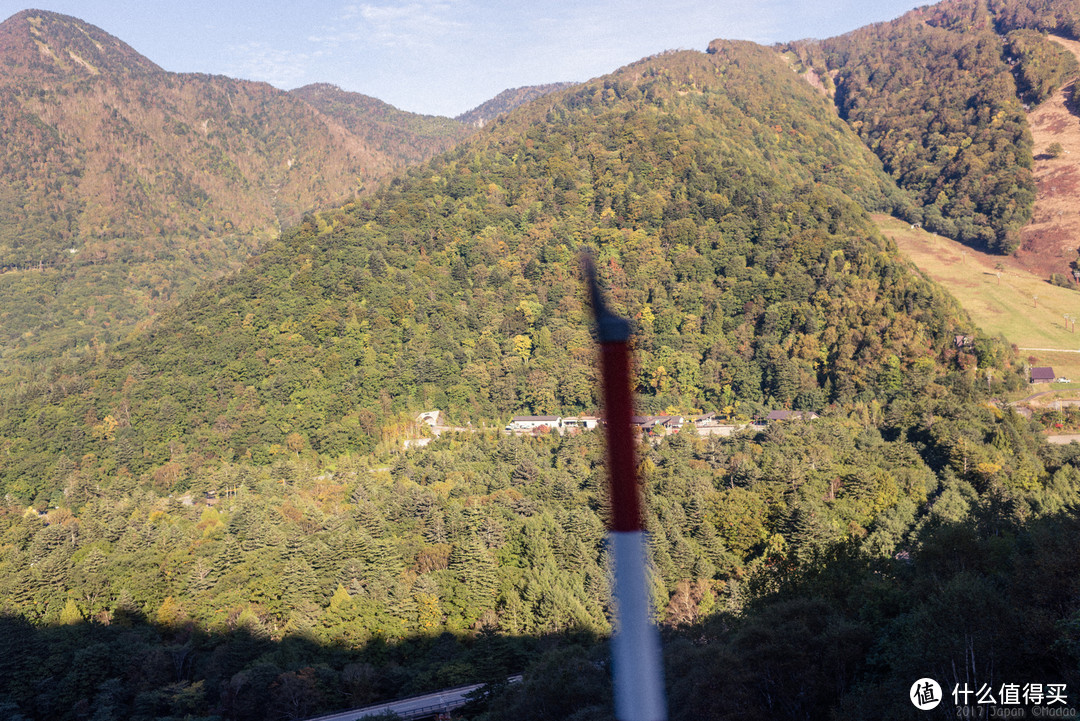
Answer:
xmin=583 ymin=254 xmax=667 ymax=721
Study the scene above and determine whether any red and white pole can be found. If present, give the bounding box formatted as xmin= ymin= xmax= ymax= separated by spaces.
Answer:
xmin=585 ymin=255 xmax=667 ymax=721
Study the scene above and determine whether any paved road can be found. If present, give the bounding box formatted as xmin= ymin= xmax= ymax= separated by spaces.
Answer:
xmin=1011 ymin=389 xmax=1066 ymax=405
xmin=302 ymin=676 xmax=521 ymax=721
xmin=1017 ymin=348 xmax=1080 ymax=353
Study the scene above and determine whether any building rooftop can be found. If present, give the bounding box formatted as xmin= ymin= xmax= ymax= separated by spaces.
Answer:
xmin=766 ymin=410 xmax=819 ymax=421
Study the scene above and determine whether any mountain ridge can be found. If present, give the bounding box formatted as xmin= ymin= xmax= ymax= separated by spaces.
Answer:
xmin=0 ymin=10 xmax=467 ymax=371
xmin=0 ymin=8 xmax=161 ymax=81
xmin=0 ymin=10 xmax=601 ymax=373
xmin=290 ymin=82 xmax=472 ymax=172
xmin=455 ymin=82 xmax=579 ymax=127
xmin=779 ymin=0 xmax=1080 ymax=261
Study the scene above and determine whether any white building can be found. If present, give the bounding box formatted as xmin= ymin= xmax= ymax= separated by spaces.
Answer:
xmin=506 ymin=415 xmax=563 ymax=431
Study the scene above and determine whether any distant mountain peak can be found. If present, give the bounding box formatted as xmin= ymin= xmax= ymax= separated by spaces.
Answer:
xmin=291 ymin=82 xmax=470 ymax=164
xmin=292 ymin=82 xmax=410 ymax=119
xmin=0 ymin=9 xmax=161 ymax=83
xmin=455 ymin=82 xmax=579 ymax=127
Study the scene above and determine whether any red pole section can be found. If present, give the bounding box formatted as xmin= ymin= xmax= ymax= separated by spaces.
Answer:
xmin=583 ymin=254 xmax=667 ymax=721
xmin=599 ymin=340 xmax=642 ymax=533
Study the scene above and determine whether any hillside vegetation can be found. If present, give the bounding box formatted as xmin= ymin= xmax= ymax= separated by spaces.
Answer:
xmin=5 ymin=4 xmax=1080 ymax=721
xmin=0 ymin=41 xmax=990 ymax=504
xmin=0 ymin=11 xmax=473 ymax=372
xmin=783 ymin=0 xmax=1080 ymax=254
xmin=290 ymin=83 xmax=472 ymax=170
xmin=1015 ymin=35 xmax=1080 ymax=278
xmin=5 ymin=38 xmax=1072 ymax=720
xmin=455 ymin=83 xmax=579 ymax=127
xmin=0 ymin=11 xmax=368 ymax=268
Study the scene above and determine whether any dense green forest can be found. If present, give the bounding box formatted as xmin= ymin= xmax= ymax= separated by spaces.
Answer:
xmin=992 ymin=0 xmax=1080 ymax=37
xmin=783 ymin=0 xmax=1080 ymax=253
xmin=5 ymin=407 xmax=1080 ymax=720
xmin=3 ymin=4 xmax=1080 ymax=721
xmin=1003 ymin=27 xmax=1080 ymax=104
xmin=1 ymin=41 xmax=996 ymax=505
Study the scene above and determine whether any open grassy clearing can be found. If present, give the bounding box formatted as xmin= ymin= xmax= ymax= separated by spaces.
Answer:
xmin=876 ymin=40 xmax=1080 ymax=388
xmin=876 ymin=214 xmax=1080 ymax=380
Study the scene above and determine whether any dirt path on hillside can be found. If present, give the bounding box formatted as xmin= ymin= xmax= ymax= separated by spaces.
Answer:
xmin=1014 ymin=35 xmax=1080 ymax=279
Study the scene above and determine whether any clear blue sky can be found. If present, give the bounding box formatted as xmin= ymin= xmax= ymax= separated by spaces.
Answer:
xmin=1 ymin=1 xmax=928 ymax=117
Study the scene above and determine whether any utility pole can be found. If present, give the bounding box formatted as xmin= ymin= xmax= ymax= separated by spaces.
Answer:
xmin=584 ymin=254 xmax=667 ymax=721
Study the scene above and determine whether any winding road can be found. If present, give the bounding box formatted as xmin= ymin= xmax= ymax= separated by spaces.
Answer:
xmin=301 ymin=676 xmax=522 ymax=721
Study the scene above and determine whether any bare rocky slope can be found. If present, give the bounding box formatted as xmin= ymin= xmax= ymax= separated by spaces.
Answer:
xmin=1016 ymin=36 xmax=1080 ymax=279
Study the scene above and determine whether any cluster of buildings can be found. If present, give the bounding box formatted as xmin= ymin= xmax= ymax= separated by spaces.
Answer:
xmin=505 ymin=415 xmax=600 ymax=432
xmin=412 ymin=409 xmax=821 ymax=442
xmin=415 ymin=363 xmax=1074 ymax=440
xmin=504 ymin=412 xmax=785 ymax=437
xmin=412 ymin=364 xmax=1078 ymax=445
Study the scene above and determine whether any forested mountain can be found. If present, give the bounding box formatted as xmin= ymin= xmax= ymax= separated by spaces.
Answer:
xmin=0 ymin=10 xmax=472 ymax=370
xmin=4 ymin=3 xmax=1080 ymax=721
xmin=0 ymin=10 xmax=363 ymax=268
xmin=455 ymin=82 xmax=579 ymax=127
xmin=1 ymin=40 xmax=973 ymax=505
xmin=4 ymin=33 xmax=1070 ymax=720
xmin=289 ymin=84 xmax=472 ymax=170
xmin=782 ymin=0 xmax=1080 ymax=254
